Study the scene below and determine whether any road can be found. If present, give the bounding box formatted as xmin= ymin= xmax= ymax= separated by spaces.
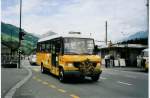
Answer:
xmin=13 ymin=60 xmax=148 ymax=98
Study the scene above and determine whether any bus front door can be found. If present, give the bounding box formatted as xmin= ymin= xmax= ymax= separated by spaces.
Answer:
xmin=51 ymin=44 xmax=57 ymax=74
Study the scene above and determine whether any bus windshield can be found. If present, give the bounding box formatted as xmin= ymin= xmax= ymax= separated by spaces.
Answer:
xmin=64 ymin=38 xmax=94 ymax=55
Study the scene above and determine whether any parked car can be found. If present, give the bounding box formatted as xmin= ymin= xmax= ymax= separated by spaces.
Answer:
xmin=29 ymin=54 xmax=37 ymax=65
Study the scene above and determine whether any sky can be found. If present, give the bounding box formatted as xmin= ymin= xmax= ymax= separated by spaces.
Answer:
xmin=1 ymin=0 xmax=148 ymax=43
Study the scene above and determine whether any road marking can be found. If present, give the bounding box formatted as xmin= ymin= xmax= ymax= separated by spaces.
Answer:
xmin=117 ymin=81 xmax=132 ymax=86
xmin=112 ymin=69 xmax=148 ymax=76
xmin=33 ymin=76 xmax=42 ymax=82
xmin=125 ymin=75 xmax=137 ymax=79
xmin=42 ymin=81 xmax=49 ymax=85
xmin=100 ymin=77 xmax=107 ymax=80
xmin=70 ymin=94 xmax=80 ymax=98
xmin=48 ymin=84 xmax=56 ymax=88
xmin=33 ymin=76 xmax=37 ymax=79
xmin=36 ymin=78 xmax=42 ymax=82
xmin=113 ymin=70 xmax=120 ymax=72
xmin=105 ymin=72 xmax=118 ymax=75
xmin=57 ymin=89 xmax=66 ymax=93
xmin=32 ymin=68 xmax=40 ymax=72
xmin=33 ymin=76 xmax=80 ymax=98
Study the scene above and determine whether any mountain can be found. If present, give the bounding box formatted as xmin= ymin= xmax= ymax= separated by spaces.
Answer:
xmin=127 ymin=31 xmax=148 ymax=40
xmin=120 ymin=31 xmax=148 ymax=45
xmin=1 ymin=22 xmax=39 ymax=55
xmin=40 ymin=30 xmax=57 ymax=38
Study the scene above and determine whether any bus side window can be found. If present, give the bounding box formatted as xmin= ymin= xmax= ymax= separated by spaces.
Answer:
xmin=39 ymin=43 xmax=42 ymax=51
xmin=56 ymin=43 xmax=60 ymax=53
xmin=41 ymin=42 xmax=46 ymax=52
xmin=55 ymin=39 xmax=61 ymax=54
xmin=49 ymin=41 xmax=51 ymax=53
xmin=51 ymin=40 xmax=55 ymax=54
xmin=45 ymin=41 xmax=51 ymax=52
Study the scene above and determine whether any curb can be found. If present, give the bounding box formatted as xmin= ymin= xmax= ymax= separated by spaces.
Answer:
xmin=4 ymin=67 xmax=32 ymax=98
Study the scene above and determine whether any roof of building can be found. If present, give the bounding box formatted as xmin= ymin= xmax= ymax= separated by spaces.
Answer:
xmin=2 ymin=44 xmax=10 ymax=49
xmin=142 ymin=48 xmax=149 ymax=52
xmin=99 ymin=44 xmax=148 ymax=49
xmin=38 ymin=32 xmax=93 ymax=42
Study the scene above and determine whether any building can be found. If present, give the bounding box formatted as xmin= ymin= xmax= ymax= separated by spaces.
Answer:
xmin=1 ymin=42 xmax=18 ymax=67
xmin=98 ymin=44 xmax=148 ymax=67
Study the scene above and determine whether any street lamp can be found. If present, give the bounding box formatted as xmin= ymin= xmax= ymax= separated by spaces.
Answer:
xmin=146 ymin=0 xmax=149 ymax=33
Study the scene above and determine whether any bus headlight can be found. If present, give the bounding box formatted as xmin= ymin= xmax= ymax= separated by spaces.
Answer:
xmin=67 ymin=63 xmax=73 ymax=67
xmin=96 ymin=63 xmax=101 ymax=67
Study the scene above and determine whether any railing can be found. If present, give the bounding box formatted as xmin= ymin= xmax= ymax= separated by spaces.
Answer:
xmin=1 ymin=54 xmax=18 ymax=65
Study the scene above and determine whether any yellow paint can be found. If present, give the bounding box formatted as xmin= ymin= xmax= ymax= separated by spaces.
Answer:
xmin=36 ymin=78 xmax=42 ymax=82
xmin=32 ymin=68 xmax=40 ymax=72
xmin=42 ymin=81 xmax=49 ymax=85
xmin=33 ymin=76 xmax=80 ymax=98
xmin=57 ymin=89 xmax=66 ymax=93
xmin=33 ymin=76 xmax=43 ymax=82
xmin=33 ymin=76 xmax=40 ymax=80
xmin=33 ymin=76 xmax=37 ymax=80
xmin=70 ymin=94 xmax=80 ymax=98
xmin=48 ymin=84 xmax=56 ymax=89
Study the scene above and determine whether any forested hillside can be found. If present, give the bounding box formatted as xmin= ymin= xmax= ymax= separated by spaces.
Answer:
xmin=1 ymin=22 xmax=39 ymax=55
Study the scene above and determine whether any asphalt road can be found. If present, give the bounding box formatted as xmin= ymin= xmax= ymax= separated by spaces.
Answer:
xmin=13 ymin=60 xmax=148 ymax=98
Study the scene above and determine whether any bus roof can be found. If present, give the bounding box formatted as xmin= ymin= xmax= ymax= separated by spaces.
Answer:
xmin=38 ymin=33 xmax=93 ymax=42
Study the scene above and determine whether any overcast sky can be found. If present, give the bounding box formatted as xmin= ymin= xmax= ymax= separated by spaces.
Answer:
xmin=1 ymin=0 xmax=147 ymax=42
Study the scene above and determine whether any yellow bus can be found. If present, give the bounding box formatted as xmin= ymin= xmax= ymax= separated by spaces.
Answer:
xmin=36 ymin=32 xmax=102 ymax=82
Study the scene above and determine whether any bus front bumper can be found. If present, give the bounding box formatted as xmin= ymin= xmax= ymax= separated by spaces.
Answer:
xmin=63 ymin=70 xmax=102 ymax=77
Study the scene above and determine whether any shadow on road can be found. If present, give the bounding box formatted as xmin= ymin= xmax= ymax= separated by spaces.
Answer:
xmin=43 ymin=72 xmax=98 ymax=84
xmin=62 ymin=78 xmax=97 ymax=84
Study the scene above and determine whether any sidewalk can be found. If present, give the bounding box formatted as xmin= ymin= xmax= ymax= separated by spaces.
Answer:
xmin=1 ymin=67 xmax=28 ymax=98
xmin=102 ymin=65 xmax=147 ymax=72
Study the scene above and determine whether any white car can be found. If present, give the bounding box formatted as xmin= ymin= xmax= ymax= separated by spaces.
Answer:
xmin=137 ymin=48 xmax=148 ymax=71
xmin=29 ymin=54 xmax=37 ymax=65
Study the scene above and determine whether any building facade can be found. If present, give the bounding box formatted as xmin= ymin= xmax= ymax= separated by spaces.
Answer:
xmin=99 ymin=44 xmax=147 ymax=67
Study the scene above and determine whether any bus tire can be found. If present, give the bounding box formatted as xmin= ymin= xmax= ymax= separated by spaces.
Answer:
xmin=59 ymin=68 xmax=65 ymax=82
xmin=91 ymin=74 xmax=100 ymax=81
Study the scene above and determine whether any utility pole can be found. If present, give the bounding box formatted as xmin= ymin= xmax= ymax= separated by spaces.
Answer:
xmin=146 ymin=0 xmax=149 ymax=33
xmin=18 ymin=0 xmax=22 ymax=68
xmin=11 ymin=30 xmax=12 ymax=57
xmin=105 ymin=21 xmax=108 ymax=45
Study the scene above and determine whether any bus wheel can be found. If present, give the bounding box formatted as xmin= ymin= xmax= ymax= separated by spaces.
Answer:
xmin=41 ymin=65 xmax=46 ymax=73
xmin=91 ymin=74 xmax=100 ymax=81
xmin=59 ymin=69 xmax=65 ymax=82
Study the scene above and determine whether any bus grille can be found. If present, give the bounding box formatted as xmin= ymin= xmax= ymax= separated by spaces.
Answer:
xmin=73 ymin=59 xmax=97 ymax=75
